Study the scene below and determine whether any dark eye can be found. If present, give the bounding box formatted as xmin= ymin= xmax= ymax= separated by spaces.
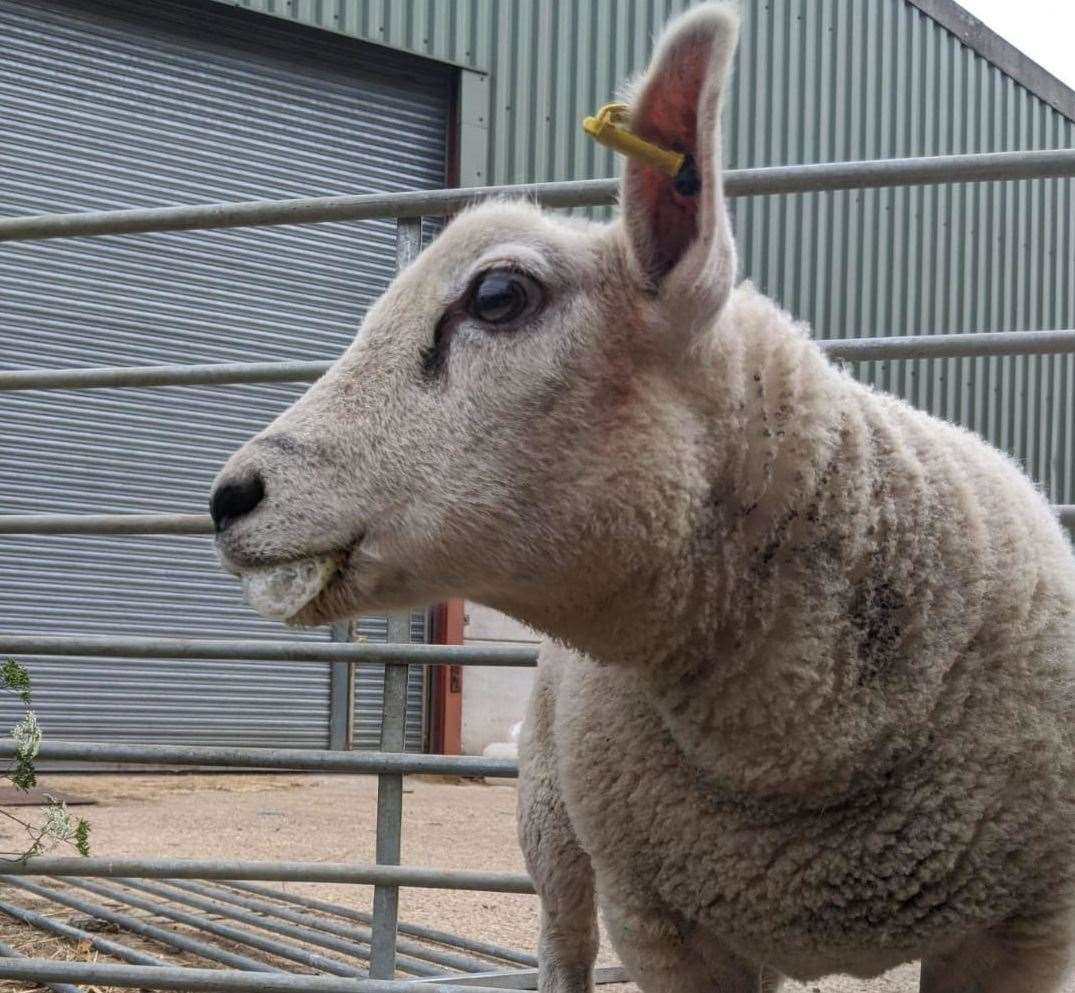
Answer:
xmin=467 ymin=269 xmax=543 ymax=326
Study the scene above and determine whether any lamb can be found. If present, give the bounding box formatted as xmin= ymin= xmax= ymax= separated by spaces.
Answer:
xmin=208 ymin=3 xmax=1075 ymax=990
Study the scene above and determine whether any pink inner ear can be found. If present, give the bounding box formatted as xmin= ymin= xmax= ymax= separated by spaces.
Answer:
xmin=633 ymin=41 xmax=710 ymax=152
xmin=627 ymin=37 xmax=713 ymax=281
xmin=633 ymin=170 xmax=697 ymax=280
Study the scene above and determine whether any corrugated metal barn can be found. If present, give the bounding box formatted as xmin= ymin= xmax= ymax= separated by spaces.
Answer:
xmin=1 ymin=0 xmax=1073 ymax=752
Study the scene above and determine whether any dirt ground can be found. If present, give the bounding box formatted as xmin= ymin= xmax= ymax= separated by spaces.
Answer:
xmin=0 ymin=772 xmax=1054 ymax=993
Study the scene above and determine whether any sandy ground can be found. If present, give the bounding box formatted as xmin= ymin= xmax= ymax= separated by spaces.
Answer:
xmin=0 ymin=772 xmax=1055 ymax=993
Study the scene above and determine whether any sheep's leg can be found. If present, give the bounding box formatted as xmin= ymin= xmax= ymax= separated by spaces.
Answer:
xmin=919 ymin=914 xmax=1074 ymax=993
xmin=601 ymin=901 xmax=779 ymax=993
xmin=518 ymin=663 xmax=598 ymax=993
xmin=527 ymin=838 xmax=598 ymax=993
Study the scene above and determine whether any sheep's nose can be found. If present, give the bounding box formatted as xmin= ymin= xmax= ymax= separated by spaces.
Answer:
xmin=210 ymin=473 xmax=265 ymax=533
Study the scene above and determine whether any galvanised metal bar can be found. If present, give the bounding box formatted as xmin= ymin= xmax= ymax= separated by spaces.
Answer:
xmin=120 ymin=878 xmax=444 ymax=978
xmin=0 ymin=937 xmax=82 ymax=993
xmin=5 ymin=877 xmax=278 ymax=973
xmin=0 ymin=359 xmax=331 ymax=392
xmin=0 ymin=889 xmax=166 ymax=967
xmin=369 ymin=227 xmax=424 ymax=982
xmin=4 ymin=498 xmax=1074 ymax=540
xmin=6 ymin=487 xmax=1075 ymax=538
xmin=168 ymin=879 xmax=493 ymax=976
xmin=415 ymin=966 xmax=630 ymax=989
xmin=0 ymin=180 xmax=611 ymax=242
xmin=329 ymin=620 xmax=357 ymax=751
xmin=0 ymin=512 xmax=213 ymax=534
xmin=1 ymin=149 xmax=1074 ymax=242
xmin=222 ymin=882 xmax=539 ymax=969
xmin=371 ymin=608 xmax=419 ymax=979
xmin=0 ymin=634 xmax=539 ymax=667
xmin=0 ymin=960 xmax=499 ymax=992
xmin=819 ymin=329 xmax=1075 ymax=361
xmin=0 ymin=858 xmax=536 ymax=893
xmin=0 ymin=740 xmax=517 ymax=777
xmin=65 ymin=877 xmax=363 ymax=977
xmin=4 ymin=329 xmax=1075 ymax=395
xmin=0 ymin=490 xmax=1071 ymax=549
xmin=0 ymin=359 xmax=331 ymax=391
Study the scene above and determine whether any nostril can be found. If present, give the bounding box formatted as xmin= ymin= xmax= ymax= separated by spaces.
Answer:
xmin=210 ymin=473 xmax=265 ymax=533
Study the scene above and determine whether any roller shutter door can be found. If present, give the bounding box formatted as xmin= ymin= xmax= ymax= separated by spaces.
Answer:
xmin=0 ymin=0 xmax=450 ymax=749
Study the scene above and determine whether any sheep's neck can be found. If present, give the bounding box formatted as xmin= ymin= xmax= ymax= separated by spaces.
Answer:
xmin=516 ymin=292 xmax=915 ymax=796
xmin=603 ymin=418 xmax=885 ymax=796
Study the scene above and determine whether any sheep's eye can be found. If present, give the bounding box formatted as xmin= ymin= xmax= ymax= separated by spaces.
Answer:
xmin=467 ymin=269 xmax=542 ymax=326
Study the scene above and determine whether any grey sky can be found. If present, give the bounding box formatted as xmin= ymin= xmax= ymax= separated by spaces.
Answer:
xmin=957 ymin=0 xmax=1075 ymax=90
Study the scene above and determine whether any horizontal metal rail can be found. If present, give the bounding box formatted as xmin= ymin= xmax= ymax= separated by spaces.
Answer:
xmin=821 ymin=328 xmax=1075 ymax=361
xmin=0 ymin=634 xmax=539 ymax=667
xmin=0 ymin=858 xmax=536 ymax=893
xmin=0 ymin=512 xmax=213 ymax=534
xmin=0 ymin=359 xmax=331 ymax=391
xmin=4 ymin=500 xmax=1074 ymax=537
xmin=0 ymin=960 xmax=499 ymax=992
xmin=416 ymin=966 xmax=630 ymax=989
xmin=0 ymin=740 xmax=517 ymax=777
xmin=1 ymin=149 xmax=1074 ymax=242
xmin=223 ymin=882 xmax=539 ymax=969
xmin=5 ymin=328 xmax=1075 ymax=394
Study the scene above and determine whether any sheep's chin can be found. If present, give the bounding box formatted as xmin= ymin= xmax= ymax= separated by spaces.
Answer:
xmin=239 ymin=556 xmax=337 ymax=622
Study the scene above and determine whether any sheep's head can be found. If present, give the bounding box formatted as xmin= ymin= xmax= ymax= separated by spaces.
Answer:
xmin=211 ymin=2 xmax=740 ymax=629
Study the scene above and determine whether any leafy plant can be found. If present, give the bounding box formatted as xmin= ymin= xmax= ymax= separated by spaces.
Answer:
xmin=0 ymin=658 xmax=90 ymax=861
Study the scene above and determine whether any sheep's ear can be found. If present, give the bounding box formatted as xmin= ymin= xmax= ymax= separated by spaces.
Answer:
xmin=621 ymin=2 xmax=739 ymax=334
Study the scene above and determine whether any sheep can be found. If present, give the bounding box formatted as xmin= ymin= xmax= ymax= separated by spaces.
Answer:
xmin=209 ymin=3 xmax=1075 ymax=990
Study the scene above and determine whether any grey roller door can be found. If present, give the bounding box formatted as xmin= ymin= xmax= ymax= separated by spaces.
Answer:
xmin=0 ymin=0 xmax=450 ymax=749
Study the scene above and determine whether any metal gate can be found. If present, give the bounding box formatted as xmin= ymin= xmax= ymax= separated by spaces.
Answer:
xmin=0 ymin=0 xmax=451 ymax=749
xmin=0 ymin=149 xmax=1074 ymax=991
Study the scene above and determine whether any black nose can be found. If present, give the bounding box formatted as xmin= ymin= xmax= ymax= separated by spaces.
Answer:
xmin=210 ymin=474 xmax=265 ymax=533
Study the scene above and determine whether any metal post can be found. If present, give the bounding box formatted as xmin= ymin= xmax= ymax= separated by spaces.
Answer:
xmin=329 ymin=621 xmax=356 ymax=750
xmin=370 ymin=607 xmax=416 ymax=978
xmin=370 ymin=216 xmax=423 ymax=980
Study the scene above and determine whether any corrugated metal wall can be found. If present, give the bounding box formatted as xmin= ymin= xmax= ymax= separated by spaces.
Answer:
xmin=216 ymin=0 xmax=1075 ymax=503
xmin=729 ymin=1 xmax=1075 ymax=504
xmin=0 ymin=0 xmax=450 ymax=748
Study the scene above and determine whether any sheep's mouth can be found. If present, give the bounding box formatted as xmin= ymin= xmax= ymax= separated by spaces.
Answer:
xmin=238 ymin=554 xmax=343 ymax=622
xmin=223 ymin=529 xmax=370 ymax=624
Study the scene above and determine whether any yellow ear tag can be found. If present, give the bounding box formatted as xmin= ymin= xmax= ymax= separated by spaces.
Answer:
xmin=582 ymin=103 xmax=700 ymax=196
